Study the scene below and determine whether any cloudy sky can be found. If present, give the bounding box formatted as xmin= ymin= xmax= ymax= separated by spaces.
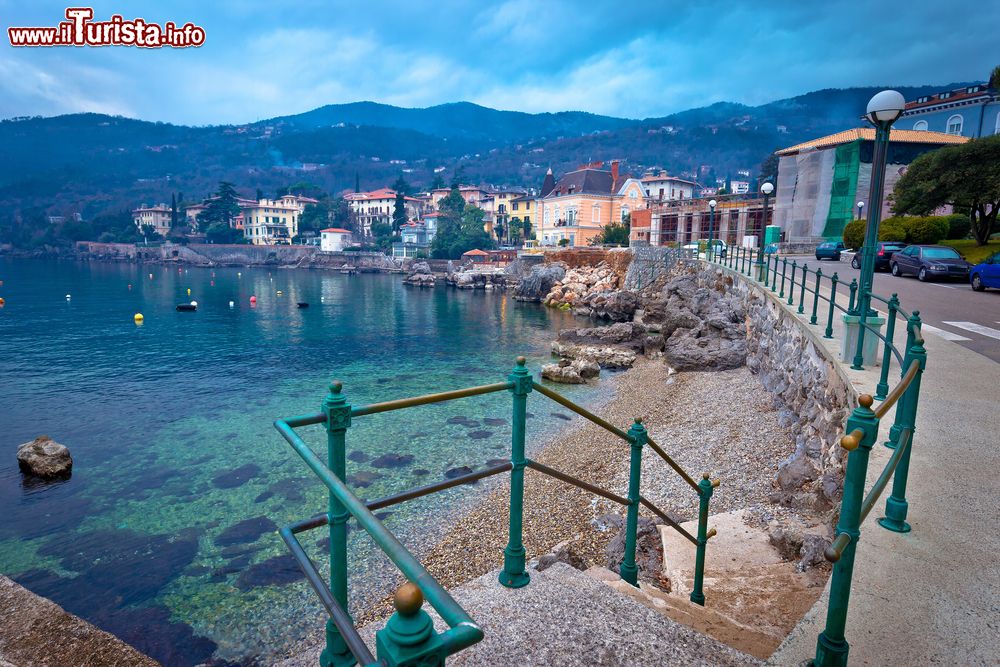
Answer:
xmin=1 ymin=0 xmax=996 ymax=125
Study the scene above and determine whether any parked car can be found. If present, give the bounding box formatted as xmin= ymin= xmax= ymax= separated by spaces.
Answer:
xmin=815 ymin=241 xmax=845 ymax=261
xmin=889 ymin=245 xmax=971 ymax=282
xmin=970 ymin=251 xmax=1000 ymax=291
xmin=850 ymin=242 xmax=908 ymax=271
xmin=681 ymin=239 xmax=727 ymax=259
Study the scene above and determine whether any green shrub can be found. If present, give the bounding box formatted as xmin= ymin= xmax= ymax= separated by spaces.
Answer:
xmin=943 ymin=213 xmax=971 ymax=240
xmin=878 ymin=220 xmax=907 ymax=242
xmin=842 ymin=219 xmax=866 ymax=249
xmin=905 ymin=216 xmax=949 ymax=244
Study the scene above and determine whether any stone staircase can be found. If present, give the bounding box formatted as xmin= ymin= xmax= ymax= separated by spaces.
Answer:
xmin=282 ymin=510 xmax=826 ymax=666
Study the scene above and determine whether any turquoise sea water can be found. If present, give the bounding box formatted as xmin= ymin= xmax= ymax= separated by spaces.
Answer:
xmin=0 ymin=258 xmax=612 ymax=665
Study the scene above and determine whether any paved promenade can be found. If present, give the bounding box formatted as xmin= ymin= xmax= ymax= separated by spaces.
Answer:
xmin=724 ymin=263 xmax=1000 ymax=666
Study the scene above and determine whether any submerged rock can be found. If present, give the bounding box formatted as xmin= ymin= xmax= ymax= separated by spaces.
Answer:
xmin=212 ymin=463 xmax=261 ymax=489
xmin=371 ymin=453 xmax=415 ymax=468
xmin=347 ymin=470 xmax=382 ymax=488
xmin=214 ymin=516 xmax=277 ymax=547
xmin=444 ymin=466 xmax=474 ymax=479
xmin=234 ymin=554 xmax=304 ymax=591
xmin=467 ymin=430 xmax=493 ymax=439
xmin=17 ymin=436 xmax=72 ymax=479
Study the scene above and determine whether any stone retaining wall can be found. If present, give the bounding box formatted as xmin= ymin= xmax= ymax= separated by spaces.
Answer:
xmin=685 ymin=262 xmax=852 ymax=512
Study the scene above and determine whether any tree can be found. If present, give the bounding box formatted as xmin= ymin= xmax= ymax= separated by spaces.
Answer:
xmin=892 ymin=135 xmax=1000 ymax=245
xmin=391 ymin=175 xmax=413 ymax=196
xmin=198 ymin=181 xmax=242 ymax=230
xmin=354 ymin=172 xmax=361 ymax=193
xmin=392 ymin=191 xmax=408 ymax=232
xmin=300 ymin=201 xmax=332 ymax=236
xmin=990 ymin=64 xmax=1000 ymax=92
xmin=430 ymin=173 xmax=446 ymax=190
xmin=430 ymin=187 xmax=492 ymax=258
xmin=758 ymin=153 xmax=779 ymax=189
xmin=594 ymin=215 xmax=630 ymax=246
xmin=206 ymin=222 xmax=244 ymax=244
xmin=170 ymin=193 xmax=179 ymax=229
xmin=256 ymin=188 xmax=264 ymax=201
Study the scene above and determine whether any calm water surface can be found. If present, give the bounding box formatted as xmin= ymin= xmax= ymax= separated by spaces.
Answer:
xmin=0 ymin=257 xmax=611 ymax=665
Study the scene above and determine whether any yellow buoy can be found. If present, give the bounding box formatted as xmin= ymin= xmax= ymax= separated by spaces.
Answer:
xmin=187 ymin=288 xmax=191 ymax=295
xmin=134 ymin=313 xmax=144 ymax=324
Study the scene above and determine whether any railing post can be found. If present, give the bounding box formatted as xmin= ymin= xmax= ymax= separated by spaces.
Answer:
xmin=879 ymin=313 xmax=926 ymax=534
xmin=321 ymin=381 xmax=356 ymax=667
xmin=690 ymin=473 xmax=715 ymax=606
xmin=786 ymin=260 xmax=797 ymax=305
xmin=779 ymin=257 xmax=788 ymax=298
xmin=771 ymin=253 xmax=780 ymax=292
xmin=763 ymin=253 xmax=771 ymax=287
xmin=824 ymin=273 xmax=839 ymax=339
xmin=620 ymin=418 xmax=648 ymax=586
xmin=742 ymin=247 xmax=749 ymax=275
xmin=810 ymin=268 xmax=823 ymax=325
xmin=500 ymin=356 xmax=532 ymax=588
xmin=814 ymin=395 xmax=880 ymax=667
xmin=884 ymin=312 xmax=916 ymax=450
xmin=798 ymin=264 xmax=808 ymax=314
xmin=847 ymin=279 xmax=858 ymax=316
xmin=376 ymin=583 xmax=445 ymax=667
xmin=874 ymin=294 xmax=899 ymax=400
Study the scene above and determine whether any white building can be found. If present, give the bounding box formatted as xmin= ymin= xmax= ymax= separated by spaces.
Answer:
xmin=344 ymin=188 xmax=426 ymax=238
xmin=640 ymin=172 xmax=697 ymax=202
xmin=320 ymin=228 xmax=352 ymax=252
xmin=132 ymin=204 xmax=172 ymax=236
xmin=730 ymin=180 xmax=750 ymax=195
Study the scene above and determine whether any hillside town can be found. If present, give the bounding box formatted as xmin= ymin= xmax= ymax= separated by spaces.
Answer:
xmin=124 ymin=80 xmax=993 ymax=262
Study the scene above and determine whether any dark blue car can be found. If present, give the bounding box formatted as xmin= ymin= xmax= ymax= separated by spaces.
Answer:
xmin=815 ymin=241 xmax=845 ymax=261
xmin=970 ymin=251 xmax=1000 ymax=291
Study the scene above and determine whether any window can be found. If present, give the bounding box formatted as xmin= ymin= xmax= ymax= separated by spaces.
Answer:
xmin=566 ymin=207 xmax=577 ymax=225
xmin=629 ymin=189 xmax=638 ymax=199
xmin=939 ymin=92 xmax=951 ymax=100
xmin=946 ymin=114 xmax=963 ymax=135
xmin=621 ymin=205 xmax=630 ymax=221
xmin=913 ymin=120 xmax=928 ymax=131
xmin=592 ymin=204 xmax=600 ymax=224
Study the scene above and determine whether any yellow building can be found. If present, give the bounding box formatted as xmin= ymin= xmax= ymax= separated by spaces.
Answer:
xmin=537 ymin=161 xmax=646 ymax=247
xmin=242 ymin=194 xmax=316 ymax=245
xmin=132 ymin=204 xmax=172 ymax=237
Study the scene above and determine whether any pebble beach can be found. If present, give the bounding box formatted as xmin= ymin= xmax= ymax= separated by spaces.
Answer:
xmin=345 ymin=357 xmax=798 ymax=629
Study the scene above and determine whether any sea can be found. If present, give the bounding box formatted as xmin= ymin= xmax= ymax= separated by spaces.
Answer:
xmin=0 ymin=257 xmax=613 ymax=665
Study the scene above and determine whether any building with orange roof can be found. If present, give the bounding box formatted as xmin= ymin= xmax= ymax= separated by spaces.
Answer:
xmin=773 ymin=128 xmax=970 ymax=242
xmin=537 ymin=160 xmax=646 ymax=248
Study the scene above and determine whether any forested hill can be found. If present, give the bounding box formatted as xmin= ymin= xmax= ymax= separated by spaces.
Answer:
xmin=0 ymin=82 xmax=971 ymax=221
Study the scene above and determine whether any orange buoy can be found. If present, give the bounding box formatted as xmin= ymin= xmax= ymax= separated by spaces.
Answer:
xmin=250 ymin=295 xmax=257 ymax=304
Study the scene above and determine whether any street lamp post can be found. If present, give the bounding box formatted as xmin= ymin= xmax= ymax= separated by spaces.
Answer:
xmin=815 ymin=90 xmax=905 ymax=667
xmin=851 ymin=90 xmax=905 ymax=370
xmin=707 ymin=199 xmax=717 ymax=260
xmin=757 ymin=182 xmax=773 ymax=280
xmin=856 ymin=201 xmax=864 ymax=222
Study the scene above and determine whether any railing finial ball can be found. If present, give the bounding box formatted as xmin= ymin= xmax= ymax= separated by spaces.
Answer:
xmin=840 ymin=434 xmax=859 ymax=451
xmin=634 ymin=416 xmax=643 ymax=424
xmin=858 ymin=394 xmax=874 ymax=409
xmin=393 ymin=581 xmax=423 ymax=616
xmin=329 ymin=380 xmax=343 ymax=394
xmin=516 ymin=355 xmax=526 ymax=367
xmin=702 ymin=472 xmax=710 ymax=480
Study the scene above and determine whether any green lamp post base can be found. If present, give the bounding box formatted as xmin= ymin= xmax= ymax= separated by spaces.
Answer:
xmin=498 ymin=569 xmax=530 ymax=588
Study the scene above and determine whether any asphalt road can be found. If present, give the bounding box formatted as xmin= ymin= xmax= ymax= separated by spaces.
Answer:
xmin=785 ymin=253 xmax=1000 ymax=364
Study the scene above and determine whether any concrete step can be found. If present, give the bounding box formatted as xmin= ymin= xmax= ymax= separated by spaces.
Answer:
xmin=585 ymin=566 xmax=780 ymax=660
xmin=656 ymin=510 xmax=828 ymax=659
xmin=280 ymin=562 xmax=762 ymax=667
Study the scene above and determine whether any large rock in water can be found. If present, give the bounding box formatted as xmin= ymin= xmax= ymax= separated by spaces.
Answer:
xmin=541 ymin=358 xmax=600 ymax=384
xmin=17 ymin=436 xmax=72 ymax=479
xmin=403 ymin=261 xmax=435 ymax=287
xmin=514 ymin=263 xmax=565 ymax=302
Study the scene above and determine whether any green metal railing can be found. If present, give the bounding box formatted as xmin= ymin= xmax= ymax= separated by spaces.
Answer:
xmin=274 ymin=357 xmax=718 ymax=666
xmin=706 ymin=246 xmax=927 ymax=667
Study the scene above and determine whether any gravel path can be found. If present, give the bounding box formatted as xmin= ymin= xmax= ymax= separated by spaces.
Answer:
xmin=348 ymin=358 xmax=797 ymax=627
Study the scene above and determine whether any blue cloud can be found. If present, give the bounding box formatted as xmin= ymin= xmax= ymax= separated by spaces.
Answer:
xmin=0 ymin=0 xmax=996 ymax=124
